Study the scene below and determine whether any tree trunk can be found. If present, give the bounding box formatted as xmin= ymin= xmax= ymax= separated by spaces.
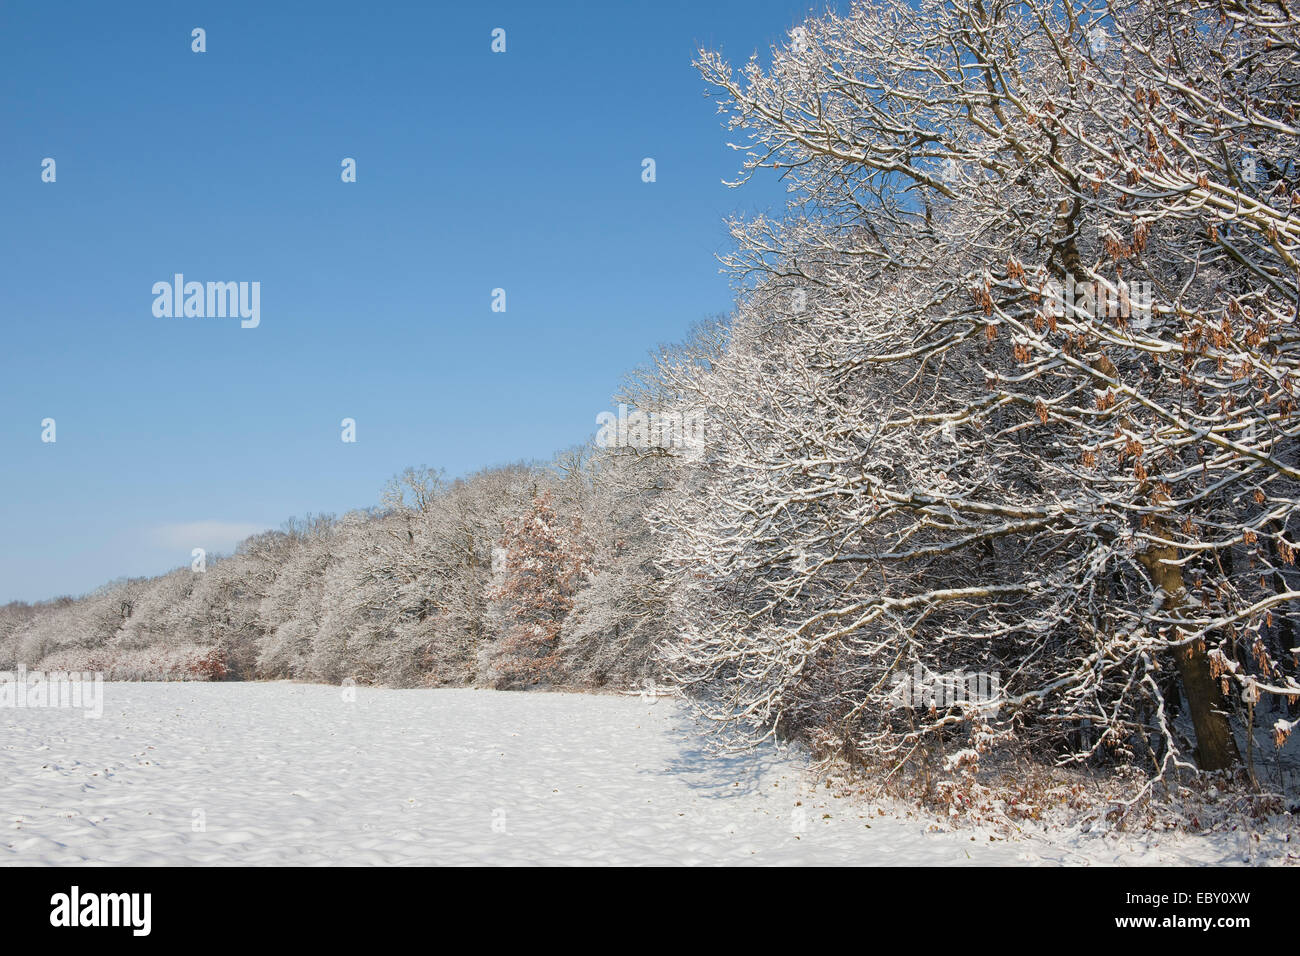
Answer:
xmin=1139 ymin=537 xmax=1239 ymax=771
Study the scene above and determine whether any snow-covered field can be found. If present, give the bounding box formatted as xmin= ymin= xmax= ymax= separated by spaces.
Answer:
xmin=0 ymin=682 xmax=1286 ymax=865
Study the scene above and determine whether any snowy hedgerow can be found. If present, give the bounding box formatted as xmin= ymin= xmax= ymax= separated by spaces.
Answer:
xmin=653 ymin=0 xmax=1300 ymax=793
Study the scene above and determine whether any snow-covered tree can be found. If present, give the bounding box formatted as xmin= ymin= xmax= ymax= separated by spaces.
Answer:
xmin=485 ymin=491 xmax=592 ymax=686
xmin=654 ymin=0 xmax=1300 ymax=792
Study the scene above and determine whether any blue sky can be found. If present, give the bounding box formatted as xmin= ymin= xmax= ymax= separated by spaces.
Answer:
xmin=0 ymin=0 xmax=822 ymax=602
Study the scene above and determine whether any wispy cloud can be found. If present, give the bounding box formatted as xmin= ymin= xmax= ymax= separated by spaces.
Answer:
xmin=149 ymin=521 xmax=267 ymax=554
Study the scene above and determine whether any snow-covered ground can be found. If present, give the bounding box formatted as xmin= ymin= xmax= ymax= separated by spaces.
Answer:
xmin=0 ymin=682 xmax=1287 ymax=865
